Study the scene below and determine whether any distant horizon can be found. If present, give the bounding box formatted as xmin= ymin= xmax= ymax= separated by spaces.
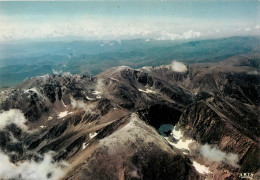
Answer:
xmin=0 ymin=1 xmax=259 ymax=42
xmin=1 ymin=35 xmax=260 ymax=44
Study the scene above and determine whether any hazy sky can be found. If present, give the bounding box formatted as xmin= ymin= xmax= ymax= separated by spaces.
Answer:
xmin=0 ymin=0 xmax=259 ymax=42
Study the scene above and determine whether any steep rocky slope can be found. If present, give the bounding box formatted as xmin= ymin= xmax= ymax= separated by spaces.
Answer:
xmin=0 ymin=55 xmax=259 ymax=180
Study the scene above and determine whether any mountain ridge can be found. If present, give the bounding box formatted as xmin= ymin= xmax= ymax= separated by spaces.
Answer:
xmin=0 ymin=55 xmax=259 ymax=179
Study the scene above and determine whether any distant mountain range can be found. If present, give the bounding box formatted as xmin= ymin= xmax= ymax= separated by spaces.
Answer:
xmin=1 ymin=36 xmax=260 ymax=88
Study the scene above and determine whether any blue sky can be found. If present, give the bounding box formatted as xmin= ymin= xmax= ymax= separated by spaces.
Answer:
xmin=0 ymin=1 xmax=259 ymax=41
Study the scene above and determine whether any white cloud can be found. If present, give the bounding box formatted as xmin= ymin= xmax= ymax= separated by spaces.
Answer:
xmin=0 ymin=109 xmax=69 ymax=179
xmin=0 ymin=13 xmax=259 ymax=42
xmin=155 ymin=30 xmax=201 ymax=40
xmin=0 ymin=109 xmax=28 ymax=131
xmin=244 ymin=27 xmax=252 ymax=32
xmin=70 ymin=97 xmax=95 ymax=113
xmin=183 ymin=30 xmax=201 ymax=39
xmin=255 ymin=25 xmax=260 ymax=29
xmin=170 ymin=61 xmax=188 ymax=72
xmin=200 ymin=144 xmax=239 ymax=167
xmin=156 ymin=32 xmax=182 ymax=40
xmin=166 ymin=126 xmax=240 ymax=168
xmin=71 ymin=98 xmax=87 ymax=109
xmin=52 ymin=69 xmax=63 ymax=75
xmin=95 ymin=78 xmax=104 ymax=95
xmin=0 ymin=151 xmax=68 ymax=180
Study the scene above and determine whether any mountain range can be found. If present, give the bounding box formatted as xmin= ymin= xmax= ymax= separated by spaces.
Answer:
xmin=0 ymin=53 xmax=259 ymax=179
xmin=1 ymin=36 xmax=260 ymax=88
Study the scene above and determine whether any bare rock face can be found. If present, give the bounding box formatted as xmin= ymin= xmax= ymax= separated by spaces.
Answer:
xmin=179 ymin=97 xmax=259 ymax=172
xmin=0 ymin=55 xmax=259 ymax=180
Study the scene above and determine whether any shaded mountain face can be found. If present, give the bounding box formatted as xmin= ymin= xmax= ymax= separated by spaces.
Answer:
xmin=0 ymin=55 xmax=259 ymax=180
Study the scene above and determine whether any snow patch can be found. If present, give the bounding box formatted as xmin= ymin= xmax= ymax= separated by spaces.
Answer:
xmin=167 ymin=138 xmax=193 ymax=151
xmin=166 ymin=127 xmax=194 ymax=152
xmin=82 ymin=143 xmax=89 ymax=150
xmin=62 ymin=100 xmax=66 ymax=107
xmin=171 ymin=127 xmax=182 ymax=140
xmin=93 ymin=91 xmax=101 ymax=95
xmin=140 ymin=66 xmax=152 ymax=72
xmin=89 ymin=132 xmax=98 ymax=139
xmin=167 ymin=127 xmax=240 ymax=167
xmin=58 ymin=111 xmax=72 ymax=119
xmin=48 ymin=117 xmax=53 ymax=121
xmin=24 ymin=88 xmax=43 ymax=98
xmin=115 ymin=66 xmax=132 ymax=72
xmin=192 ymin=161 xmax=211 ymax=174
xmin=24 ymin=88 xmax=38 ymax=94
xmin=109 ymin=77 xmax=119 ymax=82
xmin=92 ymin=91 xmax=101 ymax=99
xmin=86 ymin=96 xmax=95 ymax=101
xmin=138 ymin=88 xmax=156 ymax=94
